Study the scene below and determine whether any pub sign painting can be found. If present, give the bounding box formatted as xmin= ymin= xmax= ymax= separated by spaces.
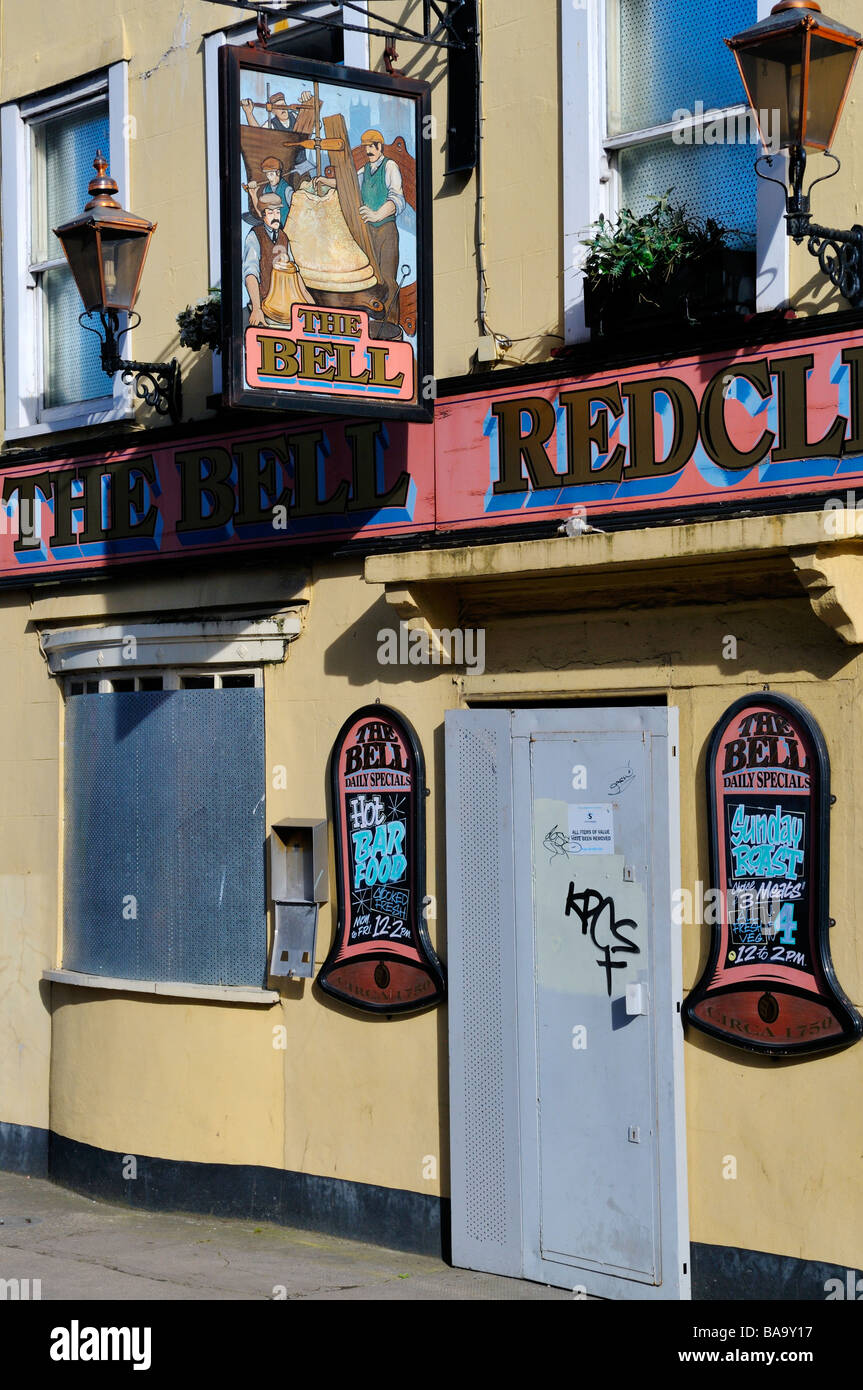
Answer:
xmin=684 ymin=694 xmax=862 ymax=1056
xmin=319 ymin=706 xmax=445 ymax=1014
xmin=220 ymin=48 xmax=432 ymax=421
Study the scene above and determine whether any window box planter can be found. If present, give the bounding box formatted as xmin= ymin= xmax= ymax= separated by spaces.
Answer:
xmin=584 ymin=247 xmax=756 ymax=339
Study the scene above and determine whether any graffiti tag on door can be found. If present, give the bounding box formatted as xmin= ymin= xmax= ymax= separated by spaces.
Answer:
xmin=564 ymin=884 xmax=640 ymax=995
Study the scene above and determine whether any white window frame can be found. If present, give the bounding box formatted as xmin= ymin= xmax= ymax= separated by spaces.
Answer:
xmin=562 ymin=0 xmax=789 ymax=344
xmin=64 ymin=668 xmax=264 ymax=695
xmin=1 ymin=63 xmax=133 ymax=440
xmin=203 ymin=2 xmax=369 ymax=393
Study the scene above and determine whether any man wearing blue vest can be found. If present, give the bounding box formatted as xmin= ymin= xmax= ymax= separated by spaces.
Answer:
xmin=357 ymin=130 xmax=405 ymax=330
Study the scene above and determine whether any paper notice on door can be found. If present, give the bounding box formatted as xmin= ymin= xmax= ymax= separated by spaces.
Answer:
xmin=568 ymin=803 xmax=615 ymax=854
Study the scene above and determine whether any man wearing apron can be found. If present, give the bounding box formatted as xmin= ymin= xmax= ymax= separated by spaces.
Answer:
xmin=357 ymin=130 xmax=405 ymax=329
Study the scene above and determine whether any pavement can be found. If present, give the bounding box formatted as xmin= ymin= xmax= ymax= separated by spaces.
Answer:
xmin=0 ymin=1170 xmax=574 ymax=1301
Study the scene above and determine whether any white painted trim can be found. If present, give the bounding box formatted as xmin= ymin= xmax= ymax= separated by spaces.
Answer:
xmin=561 ymin=0 xmax=609 ymax=344
xmin=40 ymin=617 xmax=302 ymax=674
xmin=20 ymin=73 xmax=108 ymax=119
xmin=1 ymin=63 xmax=135 ymax=437
xmin=755 ymin=0 xmax=790 ymax=310
xmin=205 ymin=30 xmax=227 ymax=297
xmin=108 ymin=59 xmax=135 ymax=415
xmin=1 ymin=101 xmax=34 ymax=432
xmin=204 ymin=30 xmax=227 ymax=396
xmin=342 ymin=0 xmax=369 ymax=70
xmin=602 ymin=105 xmax=749 ymax=151
xmin=43 ymin=968 xmax=279 ymax=1004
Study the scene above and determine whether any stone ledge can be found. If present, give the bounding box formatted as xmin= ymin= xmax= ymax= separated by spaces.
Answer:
xmin=43 ymin=969 xmax=278 ymax=1005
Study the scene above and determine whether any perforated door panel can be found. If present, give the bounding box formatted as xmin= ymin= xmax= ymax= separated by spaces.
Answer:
xmin=445 ymin=710 xmax=522 ymax=1277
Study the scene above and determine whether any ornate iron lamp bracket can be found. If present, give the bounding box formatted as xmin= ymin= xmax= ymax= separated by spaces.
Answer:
xmin=80 ymin=309 xmax=183 ymax=423
xmin=756 ymin=145 xmax=863 ymax=308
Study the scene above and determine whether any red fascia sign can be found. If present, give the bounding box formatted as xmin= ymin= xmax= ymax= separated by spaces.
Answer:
xmin=435 ymin=326 xmax=863 ymax=529
xmin=2 ymin=325 xmax=863 ymax=582
xmin=0 ymin=416 xmax=434 ymax=581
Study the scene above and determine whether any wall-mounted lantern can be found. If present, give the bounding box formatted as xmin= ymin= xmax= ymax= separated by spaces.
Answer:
xmin=53 ymin=152 xmax=182 ymax=423
xmin=727 ymin=0 xmax=863 ymax=305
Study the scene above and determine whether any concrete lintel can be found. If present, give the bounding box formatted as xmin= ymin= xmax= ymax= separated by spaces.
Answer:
xmin=29 ymin=567 xmax=311 ymax=625
xmin=789 ymin=545 xmax=863 ymax=645
xmin=365 ymin=512 xmax=852 ymax=589
xmin=366 ymin=512 xmax=863 ymax=645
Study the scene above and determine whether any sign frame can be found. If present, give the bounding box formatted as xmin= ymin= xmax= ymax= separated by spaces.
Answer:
xmin=684 ymin=692 xmax=863 ymax=1057
xmin=319 ymin=704 xmax=446 ymax=1015
xmin=219 ymin=46 xmax=434 ymax=422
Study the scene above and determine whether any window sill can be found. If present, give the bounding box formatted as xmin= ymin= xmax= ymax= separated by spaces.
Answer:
xmin=42 ymin=968 xmax=279 ymax=1005
xmin=4 ymin=396 xmax=135 ymax=442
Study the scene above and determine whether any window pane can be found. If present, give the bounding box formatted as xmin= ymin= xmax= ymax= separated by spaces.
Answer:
xmin=32 ymin=101 xmax=111 ymax=409
xmin=611 ymin=0 xmax=757 ymax=134
xmin=38 ymin=102 xmax=110 ymax=260
xmin=618 ymin=136 xmax=757 ymax=248
xmin=41 ymin=263 xmax=109 ymax=407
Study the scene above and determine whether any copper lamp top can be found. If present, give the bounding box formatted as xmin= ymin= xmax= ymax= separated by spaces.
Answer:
xmin=771 ymin=1 xmax=822 ymax=11
xmin=83 ymin=151 xmax=122 ymax=212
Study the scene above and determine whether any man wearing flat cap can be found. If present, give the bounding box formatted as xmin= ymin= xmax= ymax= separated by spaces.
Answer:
xmin=242 ymin=193 xmax=303 ymax=328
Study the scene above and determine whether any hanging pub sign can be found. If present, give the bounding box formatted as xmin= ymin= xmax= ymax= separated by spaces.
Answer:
xmin=219 ymin=47 xmax=432 ymax=421
xmin=684 ymin=693 xmax=862 ymax=1056
xmin=319 ymin=705 xmax=445 ymax=1014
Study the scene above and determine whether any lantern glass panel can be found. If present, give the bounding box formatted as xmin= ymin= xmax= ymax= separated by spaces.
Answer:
xmin=737 ymin=31 xmax=805 ymax=150
xmin=99 ymin=230 xmax=150 ymax=310
xmin=805 ymin=36 xmax=858 ymax=147
xmin=55 ymin=225 xmax=104 ymax=312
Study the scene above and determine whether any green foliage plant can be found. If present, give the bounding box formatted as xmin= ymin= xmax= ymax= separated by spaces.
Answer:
xmin=177 ymin=288 xmax=222 ymax=352
xmin=581 ymin=192 xmax=739 ymax=310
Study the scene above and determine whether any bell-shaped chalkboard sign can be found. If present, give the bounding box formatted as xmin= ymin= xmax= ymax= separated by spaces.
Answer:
xmin=684 ymin=693 xmax=862 ymax=1056
xmin=318 ymin=705 xmax=445 ymax=1014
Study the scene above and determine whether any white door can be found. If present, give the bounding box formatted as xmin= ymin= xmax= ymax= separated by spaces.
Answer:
xmin=446 ymin=706 xmax=689 ymax=1299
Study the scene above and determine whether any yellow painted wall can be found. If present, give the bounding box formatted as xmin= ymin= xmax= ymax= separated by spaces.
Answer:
xmin=39 ymin=558 xmax=863 ymax=1268
xmin=45 ymin=558 xmax=450 ymax=1199
xmin=0 ymin=590 xmax=59 ymax=1133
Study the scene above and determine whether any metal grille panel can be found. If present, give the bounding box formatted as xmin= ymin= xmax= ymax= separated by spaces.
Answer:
xmin=616 ymin=0 xmax=756 ymax=133
xmin=63 ymin=689 xmax=266 ymax=986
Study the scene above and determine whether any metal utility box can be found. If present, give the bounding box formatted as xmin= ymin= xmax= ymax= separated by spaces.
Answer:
xmin=269 ymin=819 xmax=328 ymax=980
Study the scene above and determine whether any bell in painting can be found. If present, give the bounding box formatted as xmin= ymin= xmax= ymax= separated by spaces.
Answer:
xmin=286 ymin=185 xmax=377 ymax=292
xmin=262 ymin=253 xmax=312 ymax=324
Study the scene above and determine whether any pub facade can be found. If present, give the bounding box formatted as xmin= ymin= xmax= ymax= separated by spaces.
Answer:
xmin=1 ymin=0 xmax=862 ymax=1300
